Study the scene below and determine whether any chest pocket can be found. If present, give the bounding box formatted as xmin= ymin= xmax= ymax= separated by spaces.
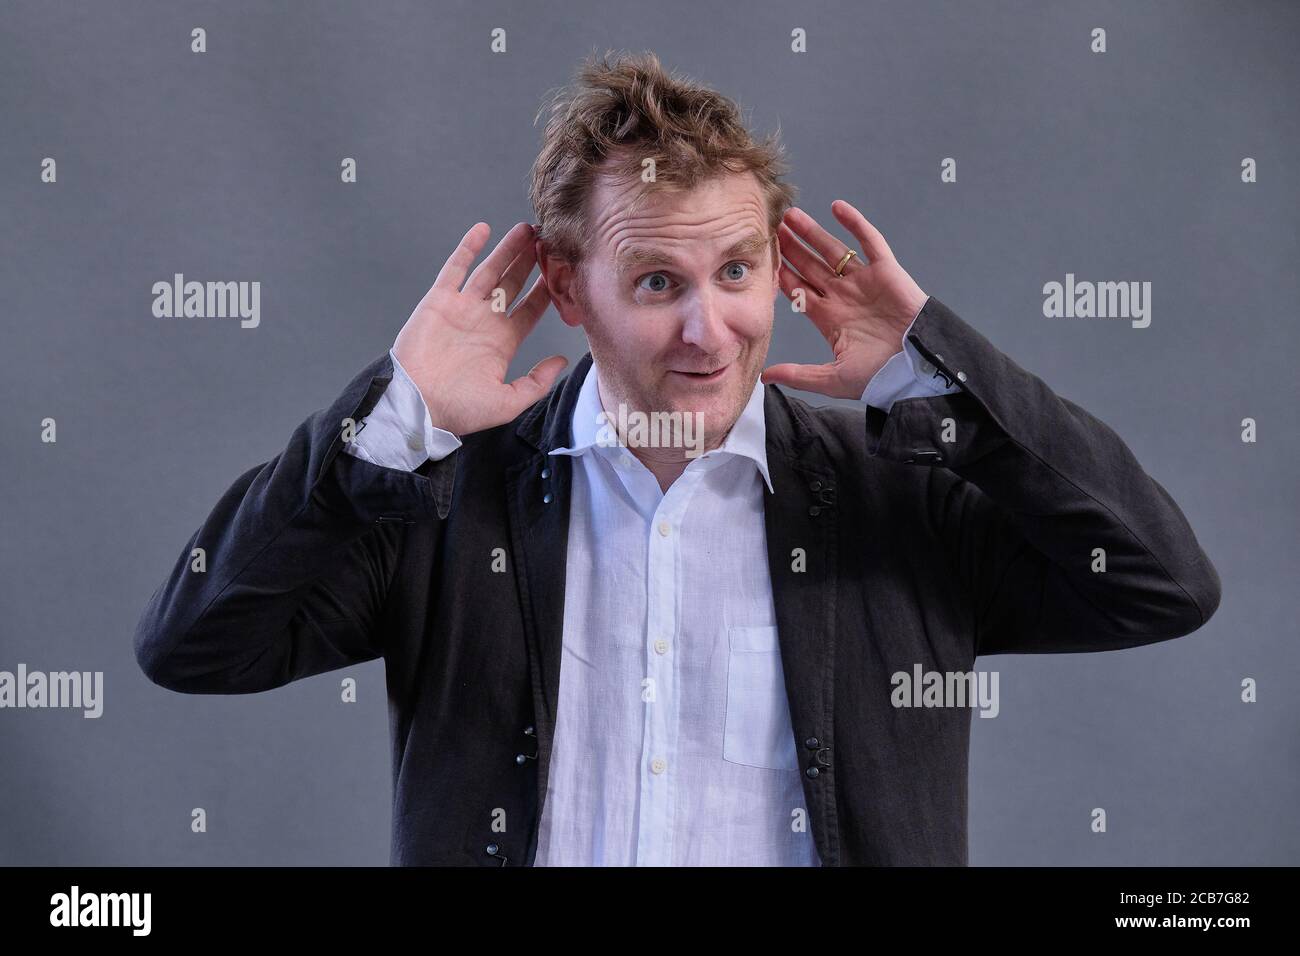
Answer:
xmin=722 ymin=625 xmax=799 ymax=771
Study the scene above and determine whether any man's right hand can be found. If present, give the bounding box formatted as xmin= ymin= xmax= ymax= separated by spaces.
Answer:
xmin=393 ymin=221 xmax=568 ymax=437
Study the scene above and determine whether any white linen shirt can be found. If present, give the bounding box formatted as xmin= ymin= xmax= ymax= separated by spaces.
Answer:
xmin=343 ymin=306 xmax=957 ymax=865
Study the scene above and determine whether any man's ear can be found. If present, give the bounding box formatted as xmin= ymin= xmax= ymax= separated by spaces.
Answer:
xmin=536 ymin=241 xmax=586 ymax=329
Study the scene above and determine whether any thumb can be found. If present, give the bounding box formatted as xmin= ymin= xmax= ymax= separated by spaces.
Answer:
xmin=760 ymin=362 xmax=839 ymax=396
xmin=505 ymin=354 xmax=569 ymax=412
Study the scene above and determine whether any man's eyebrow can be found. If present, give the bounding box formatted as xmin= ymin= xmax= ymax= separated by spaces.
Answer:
xmin=613 ymin=231 xmax=772 ymax=274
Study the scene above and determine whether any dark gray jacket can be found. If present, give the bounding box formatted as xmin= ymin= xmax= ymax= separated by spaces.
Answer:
xmin=133 ymin=296 xmax=1222 ymax=865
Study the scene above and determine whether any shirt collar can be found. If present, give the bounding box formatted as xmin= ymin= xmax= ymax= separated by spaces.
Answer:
xmin=548 ymin=361 xmax=774 ymax=494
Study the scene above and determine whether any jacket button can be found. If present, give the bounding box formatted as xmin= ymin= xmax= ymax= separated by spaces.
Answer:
xmin=808 ymin=506 xmax=820 ymax=517
xmin=805 ymin=767 xmax=820 ymax=779
xmin=486 ymin=843 xmax=499 ymax=855
xmin=908 ymin=450 xmax=944 ymax=465
xmin=805 ymin=737 xmax=819 ymax=749
xmin=515 ymin=753 xmax=527 ymax=765
xmin=541 ymin=468 xmax=551 ymax=479
xmin=543 ymin=492 xmax=553 ymax=504
xmin=809 ymin=480 xmax=822 ymax=492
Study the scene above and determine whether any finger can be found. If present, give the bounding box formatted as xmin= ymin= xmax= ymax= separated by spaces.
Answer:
xmin=830 ymin=199 xmax=894 ymax=263
xmin=778 ymin=222 xmax=833 ymax=290
xmin=464 ymin=222 xmax=534 ymax=299
xmin=776 ymin=258 xmax=810 ymax=300
xmin=492 ymin=242 xmax=538 ymax=312
xmin=504 ymin=274 xmax=554 ymax=350
xmin=783 ymin=206 xmax=857 ymax=274
xmin=759 ymin=361 xmax=841 ymax=394
xmin=505 ymin=354 xmax=569 ymax=413
xmin=433 ymin=222 xmax=491 ymax=292
xmin=777 ymin=261 xmax=838 ymax=341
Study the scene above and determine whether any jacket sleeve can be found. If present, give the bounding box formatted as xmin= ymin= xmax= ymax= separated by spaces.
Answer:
xmin=133 ymin=351 xmax=459 ymax=693
xmin=864 ymin=296 xmax=1222 ymax=655
xmin=343 ymin=347 xmax=464 ymax=471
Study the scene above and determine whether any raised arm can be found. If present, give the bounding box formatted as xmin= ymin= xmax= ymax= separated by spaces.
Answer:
xmin=134 ymin=221 xmax=566 ymax=693
xmin=764 ymin=200 xmax=1220 ymax=654
xmin=866 ymin=296 xmax=1220 ymax=653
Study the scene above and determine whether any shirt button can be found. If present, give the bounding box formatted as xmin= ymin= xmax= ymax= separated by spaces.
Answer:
xmin=651 ymin=757 xmax=667 ymax=774
xmin=919 ymin=359 xmax=935 ymax=375
xmin=657 ymin=521 xmax=671 ymax=537
xmin=654 ymin=638 xmax=669 ymax=655
xmin=405 ymin=434 xmax=423 ymax=452
xmin=621 ymin=454 xmax=634 ymax=468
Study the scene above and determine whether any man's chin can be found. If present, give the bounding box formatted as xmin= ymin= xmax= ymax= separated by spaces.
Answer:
xmin=642 ymin=396 xmax=736 ymax=447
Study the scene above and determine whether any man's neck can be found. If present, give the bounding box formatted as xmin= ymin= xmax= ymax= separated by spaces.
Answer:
xmin=594 ymin=376 xmax=729 ymax=493
xmin=635 ymin=451 xmax=692 ymax=494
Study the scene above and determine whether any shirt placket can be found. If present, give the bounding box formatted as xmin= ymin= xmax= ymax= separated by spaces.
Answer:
xmin=631 ymin=462 xmax=712 ymax=867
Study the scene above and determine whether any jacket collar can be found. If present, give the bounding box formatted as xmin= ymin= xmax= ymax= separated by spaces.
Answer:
xmin=514 ymin=351 xmax=815 ymax=477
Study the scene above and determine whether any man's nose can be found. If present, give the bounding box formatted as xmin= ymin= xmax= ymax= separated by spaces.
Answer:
xmin=679 ymin=287 xmax=729 ymax=353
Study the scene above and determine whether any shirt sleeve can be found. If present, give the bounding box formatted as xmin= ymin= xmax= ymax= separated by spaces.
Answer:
xmin=341 ymin=348 xmax=463 ymax=471
xmin=860 ymin=298 xmax=964 ymax=412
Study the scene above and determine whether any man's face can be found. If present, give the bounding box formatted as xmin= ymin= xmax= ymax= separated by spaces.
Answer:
xmin=546 ymin=170 xmax=780 ymax=457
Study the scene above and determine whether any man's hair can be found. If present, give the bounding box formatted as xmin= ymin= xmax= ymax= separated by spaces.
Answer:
xmin=528 ymin=50 xmax=798 ymax=285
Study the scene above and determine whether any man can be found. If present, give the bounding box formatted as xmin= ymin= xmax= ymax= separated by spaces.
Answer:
xmin=134 ymin=52 xmax=1221 ymax=866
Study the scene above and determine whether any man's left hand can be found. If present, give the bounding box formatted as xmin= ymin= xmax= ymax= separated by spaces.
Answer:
xmin=761 ymin=200 xmax=929 ymax=399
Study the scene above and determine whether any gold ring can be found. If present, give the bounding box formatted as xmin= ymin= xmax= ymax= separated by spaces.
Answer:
xmin=833 ymin=249 xmax=858 ymax=277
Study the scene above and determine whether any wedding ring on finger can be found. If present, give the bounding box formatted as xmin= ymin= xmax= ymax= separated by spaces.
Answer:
xmin=833 ymin=249 xmax=859 ymax=277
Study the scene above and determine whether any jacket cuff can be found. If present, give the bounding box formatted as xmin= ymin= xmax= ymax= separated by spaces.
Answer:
xmin=343 ymin=349 xmax=463 ymax=471
xmin=864 ymin=297 xmax=1016 ymax=467
xmin=315 ymin=351 xmax=458 ymax=521
xmin=861 ymin=297 xmax=963 ymax=412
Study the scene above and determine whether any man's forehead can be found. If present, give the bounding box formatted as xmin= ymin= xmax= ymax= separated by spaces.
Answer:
xmin=610 ymin=230 xmax=772 ymax=275
xmin=591 ymin=168 xmax=763 ymax=217
xmin=587 ymin=172 xmax=772 ymax=271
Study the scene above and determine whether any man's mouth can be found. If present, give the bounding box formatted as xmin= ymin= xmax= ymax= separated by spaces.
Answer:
xmin=670 ymin=363 xmax=731 ymax=383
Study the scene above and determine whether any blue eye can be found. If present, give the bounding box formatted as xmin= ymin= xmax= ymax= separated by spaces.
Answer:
xmin=636 ymin=262 xmax=751 ymax=294
xmin=637 ymin=272 xmax=671 ymax=293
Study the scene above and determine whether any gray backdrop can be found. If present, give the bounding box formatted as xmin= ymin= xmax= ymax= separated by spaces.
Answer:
xmin=1 ymin=0 xmax=1295 ymax=865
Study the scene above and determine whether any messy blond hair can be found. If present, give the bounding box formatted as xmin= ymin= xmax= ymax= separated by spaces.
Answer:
xmin=528 ymin=50 xmax=797 ymax=278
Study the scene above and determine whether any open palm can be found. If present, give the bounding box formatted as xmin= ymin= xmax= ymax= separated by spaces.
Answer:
xmin=762 ymin=201 xmax=930 ymax=400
